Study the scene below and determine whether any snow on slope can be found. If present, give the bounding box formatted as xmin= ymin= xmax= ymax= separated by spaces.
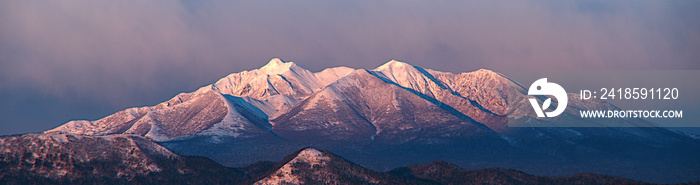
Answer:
xmin=314 ymin=66 xmax=355 ymax=87
xmin=47 ymin=107 xmax=152 ymax=136
xmin=372 ymin=60 xmax=451 ymax=98
xmin=46 ymin=58 xmax=671 ymax=144
xmin=48 ymin=86 xmax=268 ymax=141
xmin=211 ymin=58 xmax=353 ymax=117
xmin=254 ymin=148 xmax=331 ymax=185
xmin=370 ymin=61 xmax=510 ymax=130
xmin=212 ymin=58 xmax=321 ymax=100
xmin=271 ymin=69 xmax=500 ymax=144
xmin=254 ymin=148 xmax=406 ymax=185
xmin=0 ymin=133 xmax=177 ymax=179
xmin=46 ymin=58 xmax=353 ymax=141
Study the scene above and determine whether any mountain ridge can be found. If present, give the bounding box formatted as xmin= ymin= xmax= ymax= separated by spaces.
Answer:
xmin=40 ymin=58 xmax=700 ymax=183
xmin=0 ymin=138 xmax=649 ymax=185
xmin=46 ymin=58 xmax=528 ymax=142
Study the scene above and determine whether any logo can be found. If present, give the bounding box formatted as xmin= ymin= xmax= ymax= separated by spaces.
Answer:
xmin=528 ymin=78 xmax=568 ymax=117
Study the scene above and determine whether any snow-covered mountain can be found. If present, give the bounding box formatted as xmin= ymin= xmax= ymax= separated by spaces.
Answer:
xmin=43 ymin=58 xmax=547 ymax=142
xmin=46 ymin=59 xmax=362 ymax=141
xmin=45 ymin=58 xmax=685 ymax=146
xmin=42 ymin=58 xmax=700 ymax=183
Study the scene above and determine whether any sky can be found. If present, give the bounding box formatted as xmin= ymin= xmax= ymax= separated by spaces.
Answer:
xmin=1 ymin=1 xmax=699 ymax=135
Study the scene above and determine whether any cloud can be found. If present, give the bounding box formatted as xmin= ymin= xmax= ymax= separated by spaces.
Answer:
xmin=0 ymin=0 xmax=698 ymax=134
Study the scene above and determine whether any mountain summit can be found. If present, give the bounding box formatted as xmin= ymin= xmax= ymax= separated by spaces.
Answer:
xmin=252 ymin=148 xmax=411 ymax=185
xmin=44 ymin=58 xmax=700 ymax=183
xmin=259 ymin=58 xmax=299 ymax=74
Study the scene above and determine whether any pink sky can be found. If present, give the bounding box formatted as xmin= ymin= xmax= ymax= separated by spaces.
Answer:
xmin=0 ymin=1 xmax=698 ymax=134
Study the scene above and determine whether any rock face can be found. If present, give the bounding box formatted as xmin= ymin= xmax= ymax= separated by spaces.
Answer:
xmin=0 ymin=133 xmax=248 ymax=184
xmin=42 ymin=58 xmax=700 ymax=183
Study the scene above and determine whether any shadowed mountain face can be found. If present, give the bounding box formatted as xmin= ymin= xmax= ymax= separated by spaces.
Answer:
xmin=41 ymin=58 xmax=700 ymax=183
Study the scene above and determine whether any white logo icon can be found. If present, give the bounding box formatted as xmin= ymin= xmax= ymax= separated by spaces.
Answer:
xmin=528 ymin=78 xmax=568 ymax=117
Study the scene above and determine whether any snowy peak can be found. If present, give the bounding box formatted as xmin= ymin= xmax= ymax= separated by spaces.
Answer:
xmin=371 ymin=60 xmax=448 ymax=93
xmin=374 ymin=59 xmax=412 ymax=71
xmin=254 ymin=147 xmax=406 ymax=185
xmin=254 ymin=148 xmax=331 ymax=184
xmin=212 ymin=58 xmax=322 ymax=101
xmin=259 ymin=58 xmax=300 ymax=75
xmin=291 ymin=148 xmax=330 ymax=164
xmin=264 ymin=57 xmax=285 ymax=67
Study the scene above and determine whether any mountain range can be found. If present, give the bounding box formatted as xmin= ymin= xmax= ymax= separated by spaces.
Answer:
xmin=0 ymin=135 xmax=645 ymax=185
xmin=3 ymin=58 xmax=699 ymax=183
